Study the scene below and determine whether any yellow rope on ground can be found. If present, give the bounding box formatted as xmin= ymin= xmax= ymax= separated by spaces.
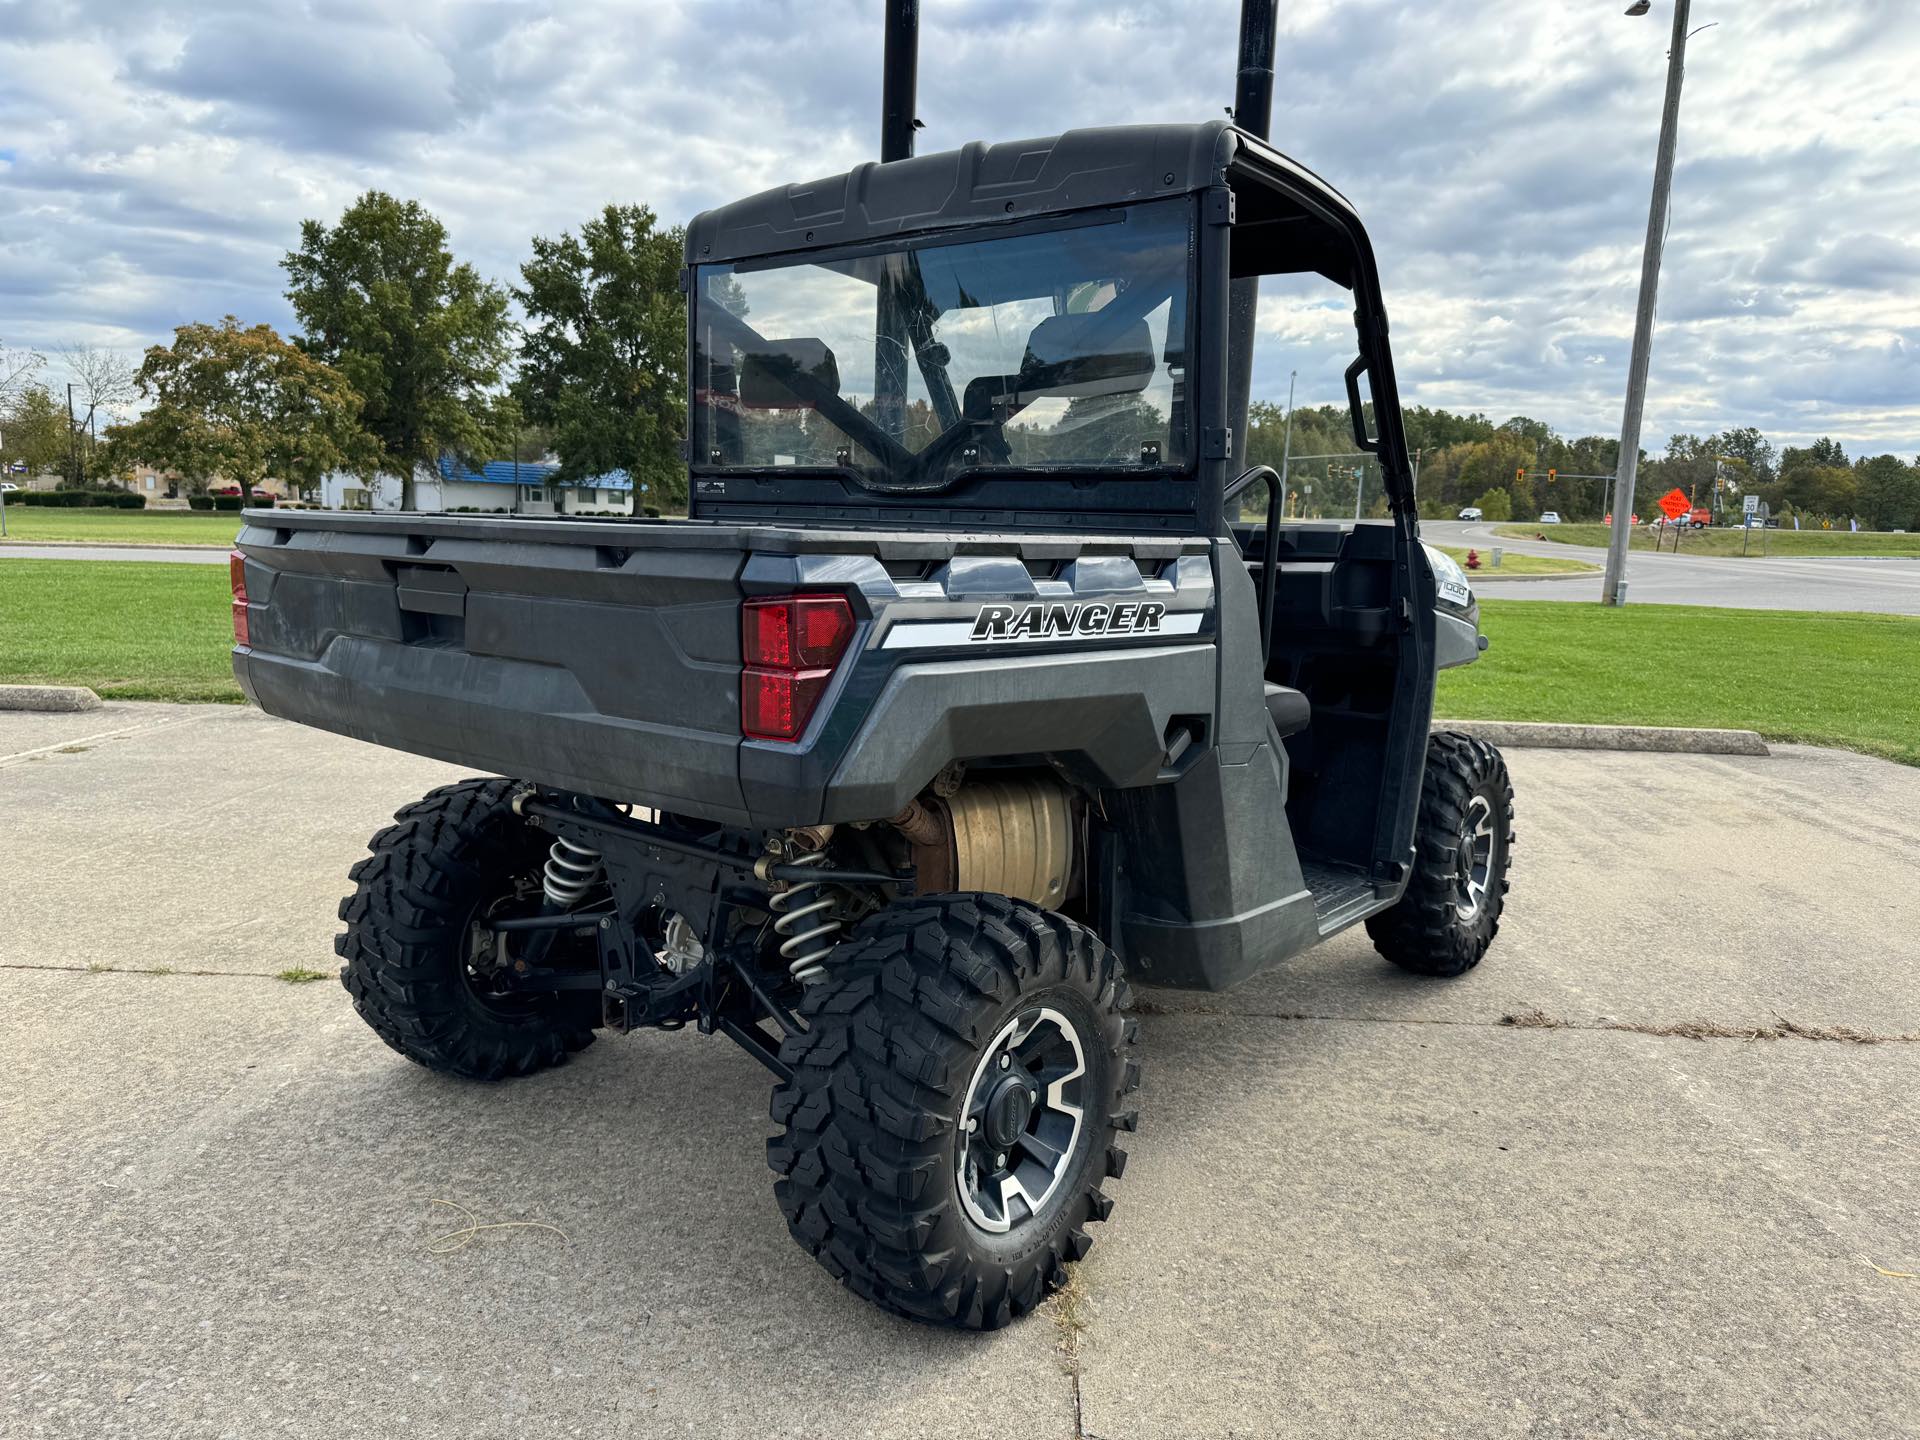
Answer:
xmin=1858 ymin=1255 xmax=1916 ymax=1280
xmin=427 ymin=1197 xmax=570 ymax=1254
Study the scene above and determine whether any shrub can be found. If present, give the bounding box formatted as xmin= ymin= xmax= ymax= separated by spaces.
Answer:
xmin=1471 ymin=487 xmax=1513 ymax=521
xmin=213 ymin=495 xmax=243 ymax=511
xmin=188 ymin=495 xmax=215 ymax=511
xmin=15 ymin=490 xmax=145 ymax=509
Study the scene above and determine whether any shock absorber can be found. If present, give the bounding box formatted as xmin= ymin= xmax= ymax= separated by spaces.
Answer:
xmin=542 ymin=835 xmax=605 ymax=909
xmin=767 ymin=844 xmax=843 ymax=984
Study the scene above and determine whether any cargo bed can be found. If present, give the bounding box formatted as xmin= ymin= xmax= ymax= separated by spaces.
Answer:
xmin=232 ymin=510 xmax=1216 ymax=828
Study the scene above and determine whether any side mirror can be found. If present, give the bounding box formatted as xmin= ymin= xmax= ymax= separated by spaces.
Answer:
xmin=1021 ymin=313 xmax=1156 ymax=399
xmin=739 ymin=338 xmax=841 ymax=410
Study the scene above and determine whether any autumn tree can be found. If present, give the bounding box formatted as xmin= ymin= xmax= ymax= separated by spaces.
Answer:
xmin=514 ymin=203 xmax=687 ymax=511
xmin=283 ymin=192 xmax=514 ymax=510
xmin=107 ymin=317 xmax=377 ymax=499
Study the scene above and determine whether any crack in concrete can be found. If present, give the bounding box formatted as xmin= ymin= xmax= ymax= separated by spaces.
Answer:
xmin=1130 ymin=1000 xmax=1920 ymax=1044
xmin=0 ymin=962 xmax=302 ymax=981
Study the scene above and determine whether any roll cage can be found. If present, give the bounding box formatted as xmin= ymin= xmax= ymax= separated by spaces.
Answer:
xmin=681 ymin=120 xmax=1416 ymax=538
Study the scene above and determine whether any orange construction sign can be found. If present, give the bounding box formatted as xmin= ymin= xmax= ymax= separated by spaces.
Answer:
xmin=1657 ymin=489 xmax=1691 ymax=520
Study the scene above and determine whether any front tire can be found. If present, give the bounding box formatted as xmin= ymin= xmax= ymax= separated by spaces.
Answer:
xmin=336 ymin=778 xmax=599 ymax=1080
xmin=768 ymin=895 xmax=1138 ymax=1329
xmin=1365 ymin=731 xmax=1515 ymax=977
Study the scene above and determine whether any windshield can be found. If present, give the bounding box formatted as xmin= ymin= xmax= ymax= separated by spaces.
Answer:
xmin=690 ymin=200 xmax=1191 ymax=493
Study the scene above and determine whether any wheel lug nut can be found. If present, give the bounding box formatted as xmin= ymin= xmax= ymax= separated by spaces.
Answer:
xmin=999 ymin=1054 xmax=1011 ymax=1070
xmin=966 ymin=1117 xmax=978 ymax=1133
xmin=994 ymin=1152 xmax=1006 ymax=1168
xmin=1028 ymin=1090 xmax=1037 ymax=1103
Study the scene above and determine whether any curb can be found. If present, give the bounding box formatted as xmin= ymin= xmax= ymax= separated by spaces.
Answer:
xmin=1434 ymin=719 xmax=1768 ymax=757
xmin=1467 ymin=569 xmax=1597 ymax=583
xmin=0 ymin=684 xmax=104 ymax=713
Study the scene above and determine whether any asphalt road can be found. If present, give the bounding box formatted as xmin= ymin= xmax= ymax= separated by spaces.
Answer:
xmin=5 ymin=703 xmax=1917 ymax=1438
xmin=1423 ymin=519 xmax=1920 ymax=615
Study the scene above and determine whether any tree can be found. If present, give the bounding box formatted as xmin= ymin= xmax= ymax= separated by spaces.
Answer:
xmin=106 ymin=317 xmax=377 ymax=498
xmin=1715 ymin=425 xmax=1775 ymax=484
xmin=1471 ymin=487 xmax=1512 ymax=521
xmin=1 ymin=337 xmax=44 ymax=410
xmin=283 ymin=192 xmax=514 ymax=510
xmin=0 ymin=383 xmax=66 ymax=476
xmin=1855 ymin=454 xmax=1920 ymax=532
xmin=514 ymin=203 xmax=687 ymax=511
xmin=56 ymin=343 xmax=139 ymax=485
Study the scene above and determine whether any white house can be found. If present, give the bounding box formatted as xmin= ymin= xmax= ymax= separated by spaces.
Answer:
xmin=318 ymin=457 xmax=644 ymax=515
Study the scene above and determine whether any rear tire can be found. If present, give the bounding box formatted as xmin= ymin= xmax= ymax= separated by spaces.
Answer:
xmin=1365 ymin=731 xmax=1514 ymax=977
xmin=336 ymin=778 xmax=599 ymax=1080
xmin=768 ymin=895 xmax=1138 ymax=1329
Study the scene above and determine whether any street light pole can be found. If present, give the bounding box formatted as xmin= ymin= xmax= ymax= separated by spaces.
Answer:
xmin=1277 ymin=369 xmax=1297 ymax=516
xmin=1602 ymin=0 xmax=1692 ymax=606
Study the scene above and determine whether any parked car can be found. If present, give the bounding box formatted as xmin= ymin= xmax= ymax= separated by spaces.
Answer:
xmin=1538 ymin=511 xmax=1561 ymax=524
xmin=1457 ymin=506 xmax=1483 ymax=521
xmin=0 ymin=481 xmax=19 ymax=493
xmin=211 ymin=485 xmax=272 ymax=499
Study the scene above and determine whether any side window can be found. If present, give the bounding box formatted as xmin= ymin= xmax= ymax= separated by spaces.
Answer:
xmin=1228 ymin=180 xmax=1376 ymax=525
xmin=1236 ymin=268 xmax=1380 ymax=523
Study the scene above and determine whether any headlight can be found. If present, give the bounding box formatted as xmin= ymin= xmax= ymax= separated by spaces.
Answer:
xmin=1422 ymin=543 xmax=1475 ymax=614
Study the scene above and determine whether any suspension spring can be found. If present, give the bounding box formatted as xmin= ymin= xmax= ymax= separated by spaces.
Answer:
xmin=769 ymin=849 xmax=843 ymax=984
xmin=542 ymin=836 xmax=605 ymax=908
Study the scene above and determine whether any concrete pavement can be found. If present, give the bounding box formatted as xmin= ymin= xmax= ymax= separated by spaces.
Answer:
xmin=1423 ymin=519 xmax=1920 ymax=615
xmin=4 ymin=705 xmax=1919 ymax=1438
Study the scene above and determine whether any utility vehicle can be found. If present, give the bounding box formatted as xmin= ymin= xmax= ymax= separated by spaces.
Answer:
xmin=231 ymin=0 xmax=1515 ymax=1329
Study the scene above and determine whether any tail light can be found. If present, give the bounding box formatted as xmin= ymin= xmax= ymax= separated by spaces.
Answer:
xmin=228 ymin=550 xmax=250 ymax=648
xmin=741 ymin=594 xmax=855 ymax=741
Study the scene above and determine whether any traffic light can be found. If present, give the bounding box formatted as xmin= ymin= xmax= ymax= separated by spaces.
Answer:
xmin=1516 ymin=467 xmax=1526 ymax=482
xmin=1548 ymin=468 xmax=1557 ymax=482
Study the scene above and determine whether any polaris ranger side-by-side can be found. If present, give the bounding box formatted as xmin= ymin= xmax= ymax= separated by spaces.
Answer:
xmin=231 ymin=1 xmax=1514 ymax=1329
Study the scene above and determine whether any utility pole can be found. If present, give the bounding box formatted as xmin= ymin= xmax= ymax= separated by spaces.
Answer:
xmin=1602 ymin=0 xmax=1692 ymax=606
xmin=1276 ymin=369 xmax=1297 ymax=518
xmin=67 ymin=382 xmax=80 ymax=488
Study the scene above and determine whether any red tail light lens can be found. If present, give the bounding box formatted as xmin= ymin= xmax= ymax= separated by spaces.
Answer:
xmin=228 ymin=550 xmax=250 ymax=648
xmin=742 ymin=594 xmax=855 ymax=741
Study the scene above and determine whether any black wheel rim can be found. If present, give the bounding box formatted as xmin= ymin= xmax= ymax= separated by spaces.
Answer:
xmin=1455 ymin=795 xmax=1496 ymax=922
xmin=955 ymin=1006 xmax=1087 ymax=1235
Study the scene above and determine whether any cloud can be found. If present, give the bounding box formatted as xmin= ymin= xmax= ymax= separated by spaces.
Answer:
xmin=1 ymin=0 xmax=1916 ymax=453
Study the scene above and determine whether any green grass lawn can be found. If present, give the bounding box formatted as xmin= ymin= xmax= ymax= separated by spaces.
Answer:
xmin=0 ymin=559 xmax=242 ymax=702
xmin=1433 ymin=544 xmax=1595 ymax=576
xmin=0 ymin=507 xmax=242 ymax=547
xmin=4 ymin=561 xmax=1916 ymax=765
xmin=1440 ymin=599 xmax=1920 ymax=764
xmin=1496 ymin=522 xmax=1920 ymax=558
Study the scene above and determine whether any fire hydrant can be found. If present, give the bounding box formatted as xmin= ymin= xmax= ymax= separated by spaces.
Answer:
xmin=1465 ymin=548 xmax=1481 ymax=570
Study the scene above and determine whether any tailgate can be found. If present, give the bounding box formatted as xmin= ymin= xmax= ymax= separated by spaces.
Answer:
xmin=232 ymin=515 xmax=750 ymax=822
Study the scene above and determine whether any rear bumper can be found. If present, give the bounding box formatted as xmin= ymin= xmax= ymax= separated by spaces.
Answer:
xmin=236 ymin=641 xmax=755 ymax=824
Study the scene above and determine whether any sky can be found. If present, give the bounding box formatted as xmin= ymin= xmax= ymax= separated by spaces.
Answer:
xmin=3 ymin=0 xmax=1918 ymax=458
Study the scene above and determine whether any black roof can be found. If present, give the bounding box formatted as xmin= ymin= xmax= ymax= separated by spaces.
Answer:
xmin=684 ymin=120 xmax=1358 ymax=267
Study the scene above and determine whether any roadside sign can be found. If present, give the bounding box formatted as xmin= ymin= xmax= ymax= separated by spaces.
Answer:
xmin=1657 ymin=489 xmax=1691 ymax=521
xmin=1743 ymin=493 xmax=1759 ymax=516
